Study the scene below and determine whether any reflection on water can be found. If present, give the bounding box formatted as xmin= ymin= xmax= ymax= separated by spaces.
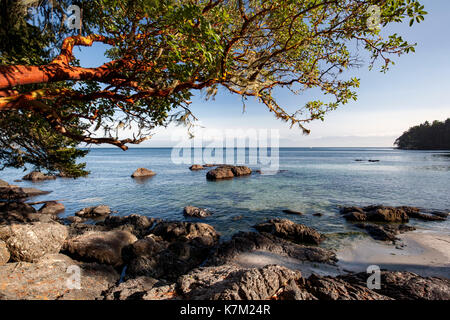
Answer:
xmin=1 ymin=148 xmax=449 ymax=238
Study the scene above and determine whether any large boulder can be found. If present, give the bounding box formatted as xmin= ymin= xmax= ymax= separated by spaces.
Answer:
xmin=0 ymin=222 xmax=68 ymax=262
xmin=206 ymin=166 xmax=235 ymax=180
xmin=230 ymin=166 xmax=252 ymax=177
xmin=0 ymin=254 xmax=119 ymax=300
xmin=38 ymin=201 xmax=65 ymax=215
xmin=364 ymin=206 xmax=409 ymax=223
xmin=22 ymin=171 xmax=56 ymax=182
xmin=178 ymin=264 xmax=304 ymax=300
xmin=0 ymin=201 xmax=58 ymax=225
xmin=64 ymin=230 xmax=137 ymax=266
xmin=75 ymin=205 xmax=111 ymax=219
xmin=123 ymin=222 xmax=220 ymax=281
xmin=131 ymin=168 xmax=156 ymax=178
xmin=0 ymin=240 xmax=9 ymax=265
xmin=183 ymin=206 xmax=212 ymax=218
xmin=103 ymin=276 xmax=178 ymax=300
xmin=254 ymin=219 xmax=323 ymax=245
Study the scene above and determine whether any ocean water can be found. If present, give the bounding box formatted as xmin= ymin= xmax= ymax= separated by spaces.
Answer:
xmin=1 ymin=148 xmax=449 ymax=242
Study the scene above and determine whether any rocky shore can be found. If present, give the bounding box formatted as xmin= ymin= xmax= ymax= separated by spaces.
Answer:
xmin=0 ymin=176 xmax=449 ymax=300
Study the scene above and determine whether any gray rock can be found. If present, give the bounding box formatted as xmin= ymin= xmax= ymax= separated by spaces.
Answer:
xmin=38 ymin=201 xmax=65 ymax=215
xmin=103 ymin=276 xmax=178 ymax=300
xmin=183 ymin=206 xmax=212 ymax=218
xmin=178 ymin=264 xmax=303 ymax=300
xmin=0 ymin=240 xmax=9 ymax=265
xmin=22 ymin=171 xmax=56 ymax=181
xmin=254 ymin=218 xmax=323 ymax=245
xmin=151 ymin=221 xmax=219 ymax=245
xmin=0 ymin=222 xmax=68 ymax=262
xmin=0 ymin=253 xmax=119 ymax=300
xmin=75 ymin=205 xmax=111 ymax=218
xmin=131 ymin=168 xmax=156 ymax=178
xmin=100 ymin=214 xmax=156 ymax=237
xmin=64 ymin=230 xmax=137 ymax=266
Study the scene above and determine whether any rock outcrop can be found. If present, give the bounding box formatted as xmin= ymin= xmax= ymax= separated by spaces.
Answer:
xmin=131 ymin=168 xmax=156 ymax=178
xmin=206 ymin=165 xmax=252 ymax=180
xmin=38 ymin=201 xmax=65 ymax=215
xmin=0 ymin=240 xmax=9 ymax=265
xmin=75 ymin=205 xmax=111 ymax=219
xmin=0 ymin=254 xmax=119 ymax=300
xmin=22 ymin=171 xmax=56 ymax=181
xmin=254 ymin=219 xmax=323 ymax=245
xmin=355 ymin=223 xmax=415 ymax=243
xmin=103 ymin=276 xmax=178 ymax=300
xmin=183 ymin=206 xmax=212 ymax=218
xmin=189 ymin=165 xmax=204 ymax=171
xmin=64 ymin=230 xmax=137 ymax=266
xmin=0 ymin=222 xmax=68 ymax=262
xmin=99 ymin=214 xmax=157 ymax=238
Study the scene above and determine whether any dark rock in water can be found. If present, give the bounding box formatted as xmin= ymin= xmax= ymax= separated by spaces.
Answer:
xmin=131 ymin=168 xmax=156 ymax=178
xmin=343 ymin=211 xmax=367 ymax=221
xmin=340 ymin=206 xmax=365 ymax=215
xmin=22 ymin=171 xmax=56 ymax=181
xmin=282 ymin=209 xmax=303 ymax=215
xmin=428 ymin=210 xmax=449 ymax=218
xmin=340 ymin=271 xmax=450 ymax=300
xmin=312 ymin=212 xmax=323 ymax=217
xmin=178 ymin=264 xmax=303 ymax=300
xmin=203 ymin=164 xmax=216 ymax=167
xmin=406 ymin=211 xmax=446 ymax=221
xmin=0 ymin=240 xmax=10 ymax=265
xmin=230 ymin=166 xmax=252 ymax=177
xmin=189 ymin=164 xmax=204 ymax=171
xmin=64 ymin=230 xmax=137 ymax=266
xmin=206 ymin=231 xmax=336 ymax=267
xmin=354 ymin=159 xmax=364 ymax=162
xmin=124 ymin=221 xmax=220 ymax=281
xmin=254 ymin=218 xmax=323 ymax=245
xmin=298 ymin=273 xmax=391 ymax=300
xmin=183 ymin=206 xmax=212 ymax=218
xmin=103 ymin=276 xmax=178 ymax=300
xmin=368 ymin=160 xmax=380 ymax=162
xmin=206 ymin=165 xmax=251 ymax=180
xmin=364 ymin=206 xmax=409 ymax=223
xmin=99 ymin=214 xmax=156 ymax=237
xmin=38 ymin=201 xmax=65 ymax=215
xmin=354 ymin=223 xmax=415 ymax=243
xmin=0 ymin=184 xmax=50 ymax=200
xmin=0 ymin=222 xmax=68 ymax=262
xmin=232 ymin=215 xmax=243 ymax=221
xmin=206 ymin=166 xmax=235 ymax=180
xmin=0 ymin=253 xmax=119 ymax=300
xmin=151 ymin=221 xmax=219 ymax=245
xmin=75 ymin=205 xmax=111 ymax=218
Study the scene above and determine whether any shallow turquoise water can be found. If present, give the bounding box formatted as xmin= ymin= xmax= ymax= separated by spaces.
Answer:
xmin=1 ymin=148 xmax=449 ymax=238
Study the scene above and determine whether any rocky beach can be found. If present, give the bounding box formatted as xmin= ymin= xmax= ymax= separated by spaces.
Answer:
xmin=0 ymin=164 xmax=449 ymax=300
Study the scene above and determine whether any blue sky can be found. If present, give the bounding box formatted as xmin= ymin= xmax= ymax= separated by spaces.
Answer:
xmin=74 ymin=0 xmax=450 ymax=147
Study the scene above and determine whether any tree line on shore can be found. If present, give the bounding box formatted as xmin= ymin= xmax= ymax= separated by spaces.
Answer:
xmin=395 ymin=118 xmax=450 ymax=150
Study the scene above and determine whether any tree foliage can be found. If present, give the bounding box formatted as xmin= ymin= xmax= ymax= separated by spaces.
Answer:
xmin=0 ymin=0 xmax=427 ymax=176
xmin=394 ymin=119 xmax=450 ymax=150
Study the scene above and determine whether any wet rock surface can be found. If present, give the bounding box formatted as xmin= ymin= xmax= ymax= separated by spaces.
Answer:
xmin=254 ymin=218 xmax=323 ymax=245
xmin=75 ymin=205 xmax=111 ymax=219
xmin=22 ymin=171 xmax=56 ymax=182
xmin=38 ymin=201 xmax=65 ymax=215
xmin=183 ymin=206 xmax=212 ymax=218
xmin=355 ymin=223 xmax=416 ymax=243
xmin=206 ymin=165 xmax=252 ymax=180
xmin=189 ymin=165 xmax=204 ymax=171
xmin=0 ymin=222 xmax=68 ymax=262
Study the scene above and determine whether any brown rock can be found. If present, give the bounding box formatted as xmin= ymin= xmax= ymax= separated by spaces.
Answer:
xmin=254 ymin=219 xmax=323 ymax=245
xmin=131 ymin=168 xmax=156 ymax=178
xmin=364 ymin=206 xmax=409 ymax=223
xmin=230 ymin=166 xmax=252 ymax=176
xmin=22 ymin=171 xmax=56 ymax=181
xmin=183 ymin=206 xmax=212 ymax=218
xmin=283 ymin=209 xmax=303 ymax=215
xmin=0 ymin=254 xmax=119 ymax=300
xmin=0 ymin=222 xmax=68 ymax=262
xmin=100 ymin=214 xmax=156 ymax=237
xmin=206 ymin=166 xmax=235 ymax=180
xmin=38 ymin=201 xmax=65 ymax=215
xmin=75 ymin=205 xmax=111 ymax=218
xmin=64 ymin=230 xmax=137 ymax=266
xmin=0 ymin=240 xmax=9 ymax=265
xmin=103 ymin=276 xmax=178 ymax=300
xmin=189 ymin=165 xmax=204 ymax=171
xmin=343 ymin=211 xmax=367 ymax=221
xmin=151 ymin=221 xmax=219 ymax=245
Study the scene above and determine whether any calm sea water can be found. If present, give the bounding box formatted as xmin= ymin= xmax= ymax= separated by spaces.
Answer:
xmin=1 ymin=148 xmax=449 ymax=242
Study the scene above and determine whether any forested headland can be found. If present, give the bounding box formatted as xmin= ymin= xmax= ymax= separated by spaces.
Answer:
xmin=395 ymin=119 xmax=450 ymax=150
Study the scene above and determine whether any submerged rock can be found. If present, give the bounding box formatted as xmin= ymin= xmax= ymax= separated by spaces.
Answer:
xmin=354 ymin=223 xmax=415 ymax=243
xmin=183 ymin=206 xmax=212 ymax=218
xmin=254 ymin=218 xmax=323 ymax=245
xmin=22 ymin=171 xmax=56 ymax=182
xmin=0 ymin=222 xmax=68 ymax=262
xmin=75 ymin=205 xmax=111 ymax=219
xmin=131 ymin=168 xmax=156 ymax=178
xmin=0 ymin=253 xmax=119 ymax=300
xmin=64 ymin=230 xmax=137 ymax=266
xmin=282 ymin=209 xmax=303 ymax=215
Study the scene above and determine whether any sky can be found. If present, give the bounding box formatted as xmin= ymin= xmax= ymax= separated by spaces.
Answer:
xmin=74 ymin=0 xmax=450 ymax=147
